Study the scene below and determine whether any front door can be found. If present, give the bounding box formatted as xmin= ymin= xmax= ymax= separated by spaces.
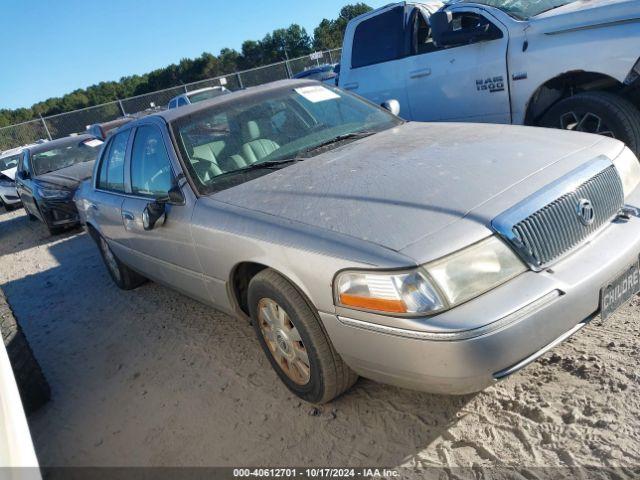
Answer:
xmin=405 ymin=6 xmax=511 ymax=123
xmin=120 ymin=123 xmax=210 ymax=304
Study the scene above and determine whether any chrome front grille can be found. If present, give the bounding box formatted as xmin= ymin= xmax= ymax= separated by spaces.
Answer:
xmin=492 ymin=157 xmax=624 ymax=270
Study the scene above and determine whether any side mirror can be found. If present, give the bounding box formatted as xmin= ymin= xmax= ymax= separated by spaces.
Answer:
xmin=381 ymin=99 xmax=401 ymax=116
xmin=142 ymin=201 xmax=166 ymax=231
xmin=167 ymin=184 xmax=185 ymax=205
xmin=141 ymin=184 xmax=184 ymax=231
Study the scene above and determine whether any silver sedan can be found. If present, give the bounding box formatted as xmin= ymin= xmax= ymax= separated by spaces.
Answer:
xmin=76 ymin=79 xmax=640 ymax=403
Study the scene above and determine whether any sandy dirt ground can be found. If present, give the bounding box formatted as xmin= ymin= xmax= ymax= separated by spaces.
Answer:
xmin=0 ymin=208 xmax=638 ymax=475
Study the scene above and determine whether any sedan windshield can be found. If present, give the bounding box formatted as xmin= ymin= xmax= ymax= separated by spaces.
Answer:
xmin=172 ymin=84 xmax=402 ymax=194
xmin=32 ymin=141 xmax=99 ymax=176
xmin=460 ymin=0 xmax=577 ymax=19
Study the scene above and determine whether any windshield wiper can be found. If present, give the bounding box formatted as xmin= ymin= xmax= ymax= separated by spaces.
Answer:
xmin=208 ymin=157 xmax=304 ymax=181
xmin=299 ymin=130 xmax=377 ymax=156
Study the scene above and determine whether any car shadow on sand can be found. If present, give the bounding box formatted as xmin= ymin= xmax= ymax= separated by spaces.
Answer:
xmin=2 ymin=230 xmax=476 ymax=467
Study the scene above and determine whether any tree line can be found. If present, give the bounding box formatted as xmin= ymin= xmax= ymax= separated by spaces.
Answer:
xmin=0 ymin=3 xmax=371 ymax=128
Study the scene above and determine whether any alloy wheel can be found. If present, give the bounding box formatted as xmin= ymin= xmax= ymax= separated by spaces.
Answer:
xmin=257 ymin=298 xmax=310 ymax=385
xmin=559 ymin=111 xmax=615 ymax=138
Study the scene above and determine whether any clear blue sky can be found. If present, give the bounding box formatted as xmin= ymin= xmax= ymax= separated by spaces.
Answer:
xmin=0 ymin=0 xmax=388 ymax=110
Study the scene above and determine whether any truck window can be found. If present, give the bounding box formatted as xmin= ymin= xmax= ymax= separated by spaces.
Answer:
xmin=412 ymin=8 xmax=502 ymax=55
xmin=352 ymin=6 xmax=405 ymax=69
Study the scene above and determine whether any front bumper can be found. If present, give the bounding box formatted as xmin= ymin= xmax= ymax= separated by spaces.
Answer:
xmin=39 ymin=198 xmax=80 ymax=227
xmin=320 ymin=198 xmax=640 ymax=395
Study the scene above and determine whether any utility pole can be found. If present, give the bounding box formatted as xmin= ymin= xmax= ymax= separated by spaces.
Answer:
xmin=39 ymin=114 xmax=52 ymax=140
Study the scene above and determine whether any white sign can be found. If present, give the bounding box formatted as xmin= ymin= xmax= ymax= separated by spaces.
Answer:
xmin=83 ymin=139 xmax=104 ymax=148
xmin=295 ymin=86 xmax=340 ymax=103
xmin=309 ymin=51 xmax=324 ymax=61
xmin=219 ymin=77 xmax=228 ymax=86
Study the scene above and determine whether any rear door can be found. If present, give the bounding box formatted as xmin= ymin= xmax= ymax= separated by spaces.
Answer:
xmin=405 ymin=6 xmax=511 ymax=123
xmin=339 ymin=5 xmax=412 ymax=113
xmin=89 ymin=129 xmax=132 ymax=250
xmin=120 ymin=121 xmax=210 ymax=304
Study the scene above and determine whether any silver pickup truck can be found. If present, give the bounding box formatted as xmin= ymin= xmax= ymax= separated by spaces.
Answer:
xmin=76 ymin=80 xmax=640 ymax=403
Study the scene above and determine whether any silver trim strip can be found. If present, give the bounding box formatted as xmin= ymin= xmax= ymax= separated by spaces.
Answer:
xmin=337 ymin=290 xmax=562 ymax=342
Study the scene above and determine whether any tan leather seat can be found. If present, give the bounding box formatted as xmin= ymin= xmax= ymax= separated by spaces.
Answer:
xmin=241 ymin=121 xmax=279 ymax=164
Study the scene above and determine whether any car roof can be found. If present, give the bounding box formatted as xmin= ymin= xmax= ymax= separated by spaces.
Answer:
xmin=25 ymin=134 xmax=97 ymax=155
xmin=186 ymin=86 xmax=225 ymax=96
xmin=152 ymin=79 xmax=320 ymax=124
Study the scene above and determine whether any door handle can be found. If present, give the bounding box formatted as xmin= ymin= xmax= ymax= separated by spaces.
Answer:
xmin=122 ymin=211 xmax=135 ymax=221
xmin=410 ymin=68 xmax=431 ymax=79
xmin=89 ymin=203 xmax=98 ymax=211
xmin=342 ymin=82 xmax=359 ymax=90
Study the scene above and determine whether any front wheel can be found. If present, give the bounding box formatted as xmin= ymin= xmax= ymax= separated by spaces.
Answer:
xmin=248 ymin=269 xmax=358 ymax=403
xmin=538 ymin=91 xmax=640 ymax=155
xmin=95 ymin=232 xmax=147 ymax=290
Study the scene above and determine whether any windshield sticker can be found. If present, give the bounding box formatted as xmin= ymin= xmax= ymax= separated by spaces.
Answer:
xmin=295 ymin=86 xmax=340 ymax=103
xmin=83 ymin=139 xmax=104 ymax=148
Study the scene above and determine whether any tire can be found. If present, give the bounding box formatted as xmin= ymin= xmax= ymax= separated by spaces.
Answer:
xmin=4 ymin=203 xmax=15 ymax=212
xmin=538 ymin=91 xmax=640 ymax=155
xmin=1 ymin=295 xmax=50 ymax=414
xmin=94 ymin=231 xmax=147 ymax=290
xmin=248 ymin=269 xmax=358 ymax=403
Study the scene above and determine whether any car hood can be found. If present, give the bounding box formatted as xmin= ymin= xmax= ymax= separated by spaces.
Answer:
xmin=0 ymin=167 xmax=16 ymax=181
xmin=534 ymin=0 xmax=637 ymax=31
xmin=35 ymin=161 xmax=95 ymax=189
xmin=212 ymin=122 xmax=623 ymax=261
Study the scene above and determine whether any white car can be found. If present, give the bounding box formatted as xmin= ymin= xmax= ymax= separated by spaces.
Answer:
xmin=0 ymin=148 xmax=23 ymax=211
xmin=339 ymin=0 xmax=640 ymax=153
xmin=167 ymin=86 xmax=230 ymax=109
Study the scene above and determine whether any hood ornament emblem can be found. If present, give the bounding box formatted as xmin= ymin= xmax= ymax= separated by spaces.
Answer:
xmin=577 ymin=198 xmax=595 ymax=226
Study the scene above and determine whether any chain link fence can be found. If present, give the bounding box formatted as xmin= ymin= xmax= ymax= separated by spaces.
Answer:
xmin=0 ymin=48 xmax=342 ymax=152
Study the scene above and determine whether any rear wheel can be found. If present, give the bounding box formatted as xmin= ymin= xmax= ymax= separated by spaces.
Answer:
xmin=95 ymin=232 xmax=147 ymax=290
xmin=539 ymin=91 xmax=640 ymax=155
xmin=248 ymin=269 xmax=358 ymax=403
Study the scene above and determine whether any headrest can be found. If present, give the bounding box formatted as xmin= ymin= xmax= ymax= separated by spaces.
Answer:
xmin=246 ymin=121 xmax=261 ymax=141
xmin=430 ymin=10 xmax=452 ymax=39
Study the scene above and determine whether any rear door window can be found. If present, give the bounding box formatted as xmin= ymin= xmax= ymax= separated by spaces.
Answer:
xmin=97 ymin=130 xmax=129 ymax=192
xmin=352 ymin=7 xmax=405 ymax=68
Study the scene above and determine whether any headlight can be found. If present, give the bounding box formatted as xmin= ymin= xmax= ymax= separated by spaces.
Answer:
xmin=424 ymin=236 xmax=527 ymax=306
xmin=612 ymin=147 xmax=640 ymax=198
xmin=335 ymin=236 xmax=526 ymax=317
xmin=335 ymin=269 xmax=445 ymax=316
xmin=37 ymin=186 xmax=72 ymax=199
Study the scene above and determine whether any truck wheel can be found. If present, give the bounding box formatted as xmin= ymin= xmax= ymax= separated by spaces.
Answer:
xmin=95 ymin=232 xmax=147 ymax=290
xmin=1 ymin=295 xmax=51 ymax=414
xmin=539 ymin=91 xmax=640 ymax=155
xmin=248 ymin=269 xmax=358 ymax=404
